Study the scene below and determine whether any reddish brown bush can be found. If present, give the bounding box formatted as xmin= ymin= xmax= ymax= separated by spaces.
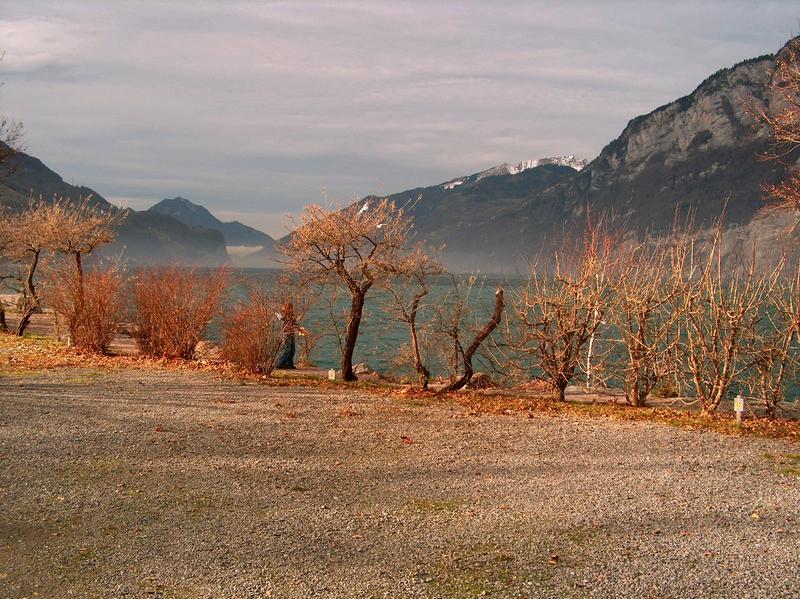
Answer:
xmin=220 ymin=287 xmax=284 ymax=375
xmin=132 ymin=266 xmax=228 ymax=359
xmin=50 ymin=265 xmax=124 ymax=354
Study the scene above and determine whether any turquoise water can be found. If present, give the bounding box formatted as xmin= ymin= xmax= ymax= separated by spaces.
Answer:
xmin=211 ymin=268 xmax=800 ymax=401
xmin=228 ymin=268 xmax=510 ymax=376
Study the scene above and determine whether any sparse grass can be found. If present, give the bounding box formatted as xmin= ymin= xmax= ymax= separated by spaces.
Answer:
xmin=22 ymin=333 xmax=52 ymax=341
xmin=428 ymin=543 xmax=532 ymax=598
xmin=764 ymin=452 xmax=800 ymax=476
xmin=0 ymin=368 xmax=49 ymax=378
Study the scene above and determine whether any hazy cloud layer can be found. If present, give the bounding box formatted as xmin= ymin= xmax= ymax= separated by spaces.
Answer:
xmin=1 ymin=1 xmax=797 ymax=236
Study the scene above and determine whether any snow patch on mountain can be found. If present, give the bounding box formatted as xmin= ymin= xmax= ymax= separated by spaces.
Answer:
xmin=443 ymin=179 xmax=465 ymax=190
xmin=476 ymin=155 xmax=588 ymax=181
xmin=441 ymin=155 xmax=588 ymax=190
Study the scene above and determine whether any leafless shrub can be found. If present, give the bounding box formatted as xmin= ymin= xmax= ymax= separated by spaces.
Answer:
xmin=276 ymin=273 xmax=316 ymax=367
xmin=749 ymin=262 xmax=800 ymax=417
xmin=50 ymin=265 xmax=124 ymax=353
xmin=608 ymin=238 xmax=681 ymax=406
xmin=132 ymin=266 xmax=228 ymax=359
xmin=221 ymin=286 xmax=284 ymax=375
xmin=510 ymin=222 xmax=614 ymax=401
xmin=675 ymin=229 xmax=780 ymax=414
xmin=429 ymin=274 xmax=504 ymax=393
xmin=382 ymin=245 xmax=443 ymax=389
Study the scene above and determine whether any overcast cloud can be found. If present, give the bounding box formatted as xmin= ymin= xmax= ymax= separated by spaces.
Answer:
xmin=0 ymin=1 xmax=797 ymax=236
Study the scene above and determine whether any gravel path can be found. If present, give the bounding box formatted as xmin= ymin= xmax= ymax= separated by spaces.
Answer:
xmin=1 ymin=368 xmax=799 ymax=598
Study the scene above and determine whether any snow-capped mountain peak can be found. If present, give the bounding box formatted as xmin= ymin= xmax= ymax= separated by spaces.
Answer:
xmin=478 ymin=155 xmax=588 ymax=181
xmin=441 ymin=155 xmax=588 ymax=190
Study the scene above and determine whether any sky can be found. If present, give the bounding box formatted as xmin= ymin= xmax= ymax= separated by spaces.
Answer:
xmin=0 ymin=1 xmax=798 ymax=237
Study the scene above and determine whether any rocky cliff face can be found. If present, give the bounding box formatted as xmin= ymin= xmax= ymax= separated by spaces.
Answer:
xmin=599 ymin=57 xmax=773 ymax=177
xmin=573 ymin=53 xmax=784 ymax=231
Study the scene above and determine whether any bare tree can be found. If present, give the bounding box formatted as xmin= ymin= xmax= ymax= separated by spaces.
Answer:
xmin=608 ymin=239 xmax=681 ymax=406
xmin=751 ymin=260 xmax=800 ymax=417
xmin=382 ymin=246 xmax=443 ymax=389
xmin=511 ymin=223 xmax=614 ymax=401
xmin=676 ymin=231 xmax=779 ymax=415
xmin=0 ymin=116 xmax=23 ymax=179
xmin=760 ymin=37 xmax=800 ymax=212
xmin=49 ymin=199 xmax=118 ymax=299
xmin=430 ymin=274 xmax=504 ymax=394
xmin=48 ymin=200 xmax=119 ymax=342
xmin=1 ymin=200 xmax=119 ymax=337
xmin=2 ymin=201 xmax=58 ymax=335
xmin=0 ymin=58 xmax=25 ymax=332
xmin=281 ymin=198 xmax=414 ymax=381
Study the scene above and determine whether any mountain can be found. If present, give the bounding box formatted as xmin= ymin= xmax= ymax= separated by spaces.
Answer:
xmin=549 ymin=54 xmax=784 ymax=232
xmin=357 ymin=157 xmax=591 ymax=270
xmin=441 ymin=155 xmax=588 ymax=190
xmin=0 ymin=146 xmax=227 ymax=264
xmin=362 ymin=40 xmax=798 ymax=272
xmin=148 ymin=197 xmax=275 ymax=247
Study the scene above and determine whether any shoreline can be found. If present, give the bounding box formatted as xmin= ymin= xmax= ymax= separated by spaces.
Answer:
xmin=2 ymin=315 xmax=799 ymax=444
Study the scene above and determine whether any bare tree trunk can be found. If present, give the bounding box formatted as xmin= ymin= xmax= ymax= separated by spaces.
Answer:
xmin=74 ymin=251 xmax=85 ymax=307
xmin=625 ymin=349 xmax=646 ymax=407
xmin=67 ymin=251 xmax=86 ymax=340
xmin=407 ymin=294 xmax=430 ymax=389
xmin=16 ymin=250 xmax=41 ymax=336
xmin=555 ymin=380 xmax=567 ymax=402
xmin=0 ymin=301 xmax=7 ymax=333
xmin=439 ymin=289 xmax=504 ymax=393
xmin=341 ymin=290 xmax=366 ymax=381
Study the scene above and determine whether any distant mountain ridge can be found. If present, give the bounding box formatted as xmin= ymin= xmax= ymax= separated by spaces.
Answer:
xmin=0 ymin=145 xmax=227 ymax=264
xmin=441 ymin=155 xmax=587 ymax=190
xmin=3 ymin=38 xmax=799 ymax=273
xmin=148 ymin=197 xmax=274 ymax=247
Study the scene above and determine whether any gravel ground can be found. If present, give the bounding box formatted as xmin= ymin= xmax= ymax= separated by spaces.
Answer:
xmin=1 ymin=367 xmax=799 ymax=598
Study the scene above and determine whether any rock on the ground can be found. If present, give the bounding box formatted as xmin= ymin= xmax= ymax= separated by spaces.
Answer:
xmin=467 ymin=372 xmax=496 ymax=389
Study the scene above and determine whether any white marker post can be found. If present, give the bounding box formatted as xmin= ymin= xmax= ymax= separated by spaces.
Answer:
xmin=328 ymin=369 xmax=336 ymax=381
xmin=733 ymin=394 xmax=745 ymax=428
